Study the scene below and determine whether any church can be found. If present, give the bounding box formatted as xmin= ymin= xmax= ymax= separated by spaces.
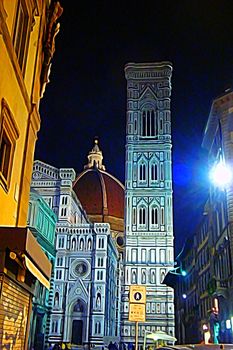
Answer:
xmin=30 ymin=140 xmax=124 ymax=347
xmin=29 ymin=62 xmax=175 ymax=348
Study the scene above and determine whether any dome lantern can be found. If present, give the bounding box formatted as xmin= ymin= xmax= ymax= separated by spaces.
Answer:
xmin=84 ymin=138 xmax=106 ymax=171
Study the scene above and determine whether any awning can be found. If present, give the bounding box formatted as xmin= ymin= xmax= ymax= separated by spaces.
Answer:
xmin=146 ymin=331 xmax=177 ymax=342
xmin=23 ymin=254 xmax=50 ymax=290
xmin=0 ymin=227 xmax=51 ymax=289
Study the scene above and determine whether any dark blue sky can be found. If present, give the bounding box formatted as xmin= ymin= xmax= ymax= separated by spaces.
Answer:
xmin=36 ymin=0 xmax=233 ymax=253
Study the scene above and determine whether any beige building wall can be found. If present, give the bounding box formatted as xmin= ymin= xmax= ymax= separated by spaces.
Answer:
xmin=0 ymin=0 xmax=62 ymax=347
xmin=0 ymin=0 xmax=62 ymax=226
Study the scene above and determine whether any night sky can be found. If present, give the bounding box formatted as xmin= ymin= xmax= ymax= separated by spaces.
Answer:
xmin=36 ymin=1 xmax=233 ymax=254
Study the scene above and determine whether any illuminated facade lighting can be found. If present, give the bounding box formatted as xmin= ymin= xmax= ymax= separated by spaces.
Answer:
xmin=209 ymin=160 xmax=232 ymax=188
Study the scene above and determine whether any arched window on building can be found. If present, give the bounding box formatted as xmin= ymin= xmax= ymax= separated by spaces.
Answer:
xmin=54 ymin=292 xmax=59 ymax=307
xmin=96 ymin=293 xmax=101 ymax=309
xmin=150 ymin=270 xmax=156 ymax=284
xmin=79 ymin=238 xmax=84 ymax=250
xmin=151 ymin=163 xmax=158 ymax=181
xmin=132 ymin=270 xmax=137 ymax=284
xmin=72 ymin=238 xmax=76 ymax=250
xmin=139 ymin=207 xmax=146 ymax=225
xmin=160 ymin=269 xmax=166 ymax=284
xmin=139 ymin=163 xmax=146 ymax=181
xmin=87 ymin=238 xmax=92 ymax=250
xmin=151 ymin=207 xmax=159 ymax=226
xmin=142 ymin=110 xmax=157 ymax=137
xmin=142 ymin=270 xmax=146 ymax=284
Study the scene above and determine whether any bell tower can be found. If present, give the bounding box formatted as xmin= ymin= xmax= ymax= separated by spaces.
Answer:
xmin=122 ymin=62 xmax=175 ymax=345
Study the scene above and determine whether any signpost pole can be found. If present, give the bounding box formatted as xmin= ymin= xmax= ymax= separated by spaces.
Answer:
xmin=135 ymin=321 xmax=139 ymax=350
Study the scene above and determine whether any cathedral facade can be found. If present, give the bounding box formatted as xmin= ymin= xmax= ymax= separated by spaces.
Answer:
xmin=30 ymin=147 xmax=123 ymax=348
xmin=122 ymin=62 xmax=175 ymax=345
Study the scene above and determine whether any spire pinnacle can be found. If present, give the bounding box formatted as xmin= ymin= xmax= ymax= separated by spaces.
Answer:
xmin=84 ymin=138 xmax=106 ymax=171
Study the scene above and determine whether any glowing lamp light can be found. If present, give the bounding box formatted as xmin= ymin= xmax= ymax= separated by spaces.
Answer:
xmin=181 ymin=270 xmax=187 ymax=277
xmin=182 ymin=293 xmax=187 ymax=299
xmin=203 ymin=324 xmax=208 ymax=331
xmin=209 ymin=161 xmax=232 ymax=188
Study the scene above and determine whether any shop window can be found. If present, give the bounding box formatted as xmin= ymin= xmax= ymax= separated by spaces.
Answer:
xmin=0 ymin=99 xmax=19 ymax=191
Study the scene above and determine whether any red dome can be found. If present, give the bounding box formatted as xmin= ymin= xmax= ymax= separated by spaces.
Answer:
xmin=73 ymin=168 xmax=124 ymax=232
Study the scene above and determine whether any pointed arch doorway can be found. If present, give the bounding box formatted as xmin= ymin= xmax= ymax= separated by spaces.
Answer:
xmin=71 ymin=320 xmax=83 ymax=345
xmin=71 ymin=298 xmax=86 ymax=345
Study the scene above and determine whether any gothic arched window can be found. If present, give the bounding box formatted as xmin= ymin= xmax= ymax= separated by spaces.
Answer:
xmin=139 ymin=207 xmax=146 ymax=225
xmin=142 ymin=270 xmax=146 ymax=284
xmin=150 ymin=270 xmax=156 ymax=284
xmin=139 ymin=163 xmax=146 ymax=181
xmin=54 ymin=292 xmax=59 ymax=307
xmin=142 ymin=110 xmax=157 ymax=137
xmin=96 ymin=293 xmax=101 ymax=309
xmin=151 ymin=207 xmax=159 ymax=225
xmin=132 ymin=270 xmax=137 ymax=284
xmin=151 ymin=163 xmax=158 ymax=181
xmin=72 ymin=238 xmax=76 ymax=250
xmin=79 ymin=238 xmax=84 ymax=250
xmin=87 ymin=238 xmax=92 ymax=250
xmin=160 ymin=269 xmax=166 ymax=283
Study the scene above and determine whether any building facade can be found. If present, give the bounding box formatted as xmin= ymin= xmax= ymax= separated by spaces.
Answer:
xmin=122 ymin=62 xmax=175 ymax=346
xmin=27 ymin=190 xmax=57 ymax=349
xmin=170 ymin=90 xmax=233 ymax=344
xmin=0 ymin=1 xmax=62 ymax=347
xmin=31 ymin=158 xmax=121 ymax=348
xmin=202 ymin=90 xmax=233 ymax=343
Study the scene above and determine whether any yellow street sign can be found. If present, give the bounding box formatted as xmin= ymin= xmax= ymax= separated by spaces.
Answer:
xmin=129 ymin=303 xmax=146 ymax=322
xmin=129 ymin=285 xmax=146 ymax=304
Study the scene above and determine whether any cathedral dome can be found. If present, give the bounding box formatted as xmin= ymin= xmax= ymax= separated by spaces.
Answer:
xmin=73 ymin=140 xmax=124 ymax=238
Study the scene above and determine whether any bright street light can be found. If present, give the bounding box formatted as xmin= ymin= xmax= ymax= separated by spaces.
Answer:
xmin=209 ymin=160 xmax=232 ymax=189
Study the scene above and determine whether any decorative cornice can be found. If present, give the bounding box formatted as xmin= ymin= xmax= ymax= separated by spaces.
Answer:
xmin=125 ymin=62 xmax=173 ymax=80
